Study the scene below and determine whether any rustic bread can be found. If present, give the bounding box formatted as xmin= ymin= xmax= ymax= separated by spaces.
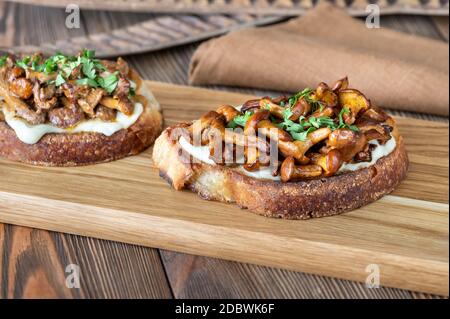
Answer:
xmin=153 ymin=123 xmax=408 ymax=219
xmin=0 ymin=82 xmax=163 ymax=166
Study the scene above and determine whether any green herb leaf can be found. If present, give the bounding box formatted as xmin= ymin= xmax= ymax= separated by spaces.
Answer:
xmin=98 ymin=72 xmax=119 ymax=94
xmin=94 ymin=60 xmax=106 ymax=71
xmin=287 ymin=87 xmax=325 ymax=113
xmin=276 ymin=102 xmax=343 ymax=141
xmin=0 ymin=54 xmax=7 ymax=67
xmin=336 ymin=107 xmax=359 ymax=131
xmin=82 ymin=49 xmax=95 ymax=59
xmin=76 ymin=78 xmax=98 ymax=87
xmin=338 ymin=107 xmax=349 ymax=128
xmin=288 ymin=88 xmax=314 ymax=107
xmin=227 ymin=111 xmax=253 ymax=128
xmin=55 ymin=73 xmax=66 ymax=86
xmin=291 ymin=127 xmax=316 ymax=141
xmin=82 ymin=59 xmax=96 ymax=79
xmin=30 ymin=55 xmax=42 ymax=71
xmin=16 ymin=56 xmax=31 ymax=69
xmin=310 ymin=100 xmax=324 ymax=113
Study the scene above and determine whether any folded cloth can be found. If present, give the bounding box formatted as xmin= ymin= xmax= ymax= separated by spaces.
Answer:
xmin=189 ymin=3 xmax=449 ymax=116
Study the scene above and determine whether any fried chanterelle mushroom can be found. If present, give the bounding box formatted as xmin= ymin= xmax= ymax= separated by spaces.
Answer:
xmin=176 ymin=77 xmax=395 ymax=182
xmin=0 ymin=50 xmax=138 ymax=128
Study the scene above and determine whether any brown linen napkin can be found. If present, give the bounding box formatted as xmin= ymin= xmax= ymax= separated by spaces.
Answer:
xmin=189 ymin=4 xmax=449 ymax=116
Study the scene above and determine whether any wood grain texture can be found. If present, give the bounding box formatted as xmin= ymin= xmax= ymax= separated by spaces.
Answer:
xmin=4 ymin=14 xmax=284 ymax=58
xmin=161 ymin=250 xmax=444 ymax=299
xmin=6 ymin=0 xmax=450 ymax=16
xmin=0 ymin=224 xmax=173 ymax=298
xmin=432 ymin=16 xmax=450 ymax=41
xmin=0 ymin=81 xmax=448 ymax=296
xmin=1 ymin=3 xmax=448 ymax=299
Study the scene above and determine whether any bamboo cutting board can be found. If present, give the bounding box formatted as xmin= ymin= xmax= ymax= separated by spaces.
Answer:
xmin=0 ymin=82 xmax=448 ymax=296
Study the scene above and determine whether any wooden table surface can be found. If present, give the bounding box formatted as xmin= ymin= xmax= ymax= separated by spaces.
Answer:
xmin=0 ymin=2 xmax=448 ymax=299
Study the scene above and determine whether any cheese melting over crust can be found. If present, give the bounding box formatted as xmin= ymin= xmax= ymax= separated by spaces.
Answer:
xmin=179 ymin=135 xmax=397 ymax=180
xmin=338 ymin=137 xmax=397 ymax=173
xmin=0 ymin=82 xmax=159 ymax=145
xmin=2 ymin=103 xmax=143 ymax=144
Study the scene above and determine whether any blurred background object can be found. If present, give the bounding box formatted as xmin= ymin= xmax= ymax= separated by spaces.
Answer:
xmin=5 ymin=0 xmax=450 ymax=16
xmin=1 ymin=14 xmax=284 ymax=58
xmin=2 ymin=0 xmax=449 ymax=57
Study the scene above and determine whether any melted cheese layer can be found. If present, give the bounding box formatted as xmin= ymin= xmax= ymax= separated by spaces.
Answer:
xmin=179 ymin=135 xmax=397 ymax=180
xmin=3 ymin=102 xmax=143 ymax=144
xmin=179 ymin=136 xmax=216 ymax=165
xmin=237 ymin=166 xmax=280 ymax=181
xmin=0 ymin=81 xmax=160 ymax=144
xmin=338 ymin=137 xmax=397 ymax=173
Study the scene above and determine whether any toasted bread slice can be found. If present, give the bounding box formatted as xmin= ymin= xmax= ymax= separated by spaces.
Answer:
xmin=153 ymin=124 xmax=408 ymax=219
xmin=0 ymin=83 xmax=162 ymax=167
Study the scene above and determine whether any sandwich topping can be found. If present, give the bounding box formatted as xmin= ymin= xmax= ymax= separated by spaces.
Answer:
xmin=177 ymin=77 xmax=397 ymax=182
xmin=0 ymin=50 xmax=148 ymax=144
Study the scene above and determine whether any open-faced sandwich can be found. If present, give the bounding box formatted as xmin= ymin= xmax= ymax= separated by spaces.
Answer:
xmin=0 ymin=50 xmax=162 ymax=166
xmin=153 ymin=78 xmax=408 ymax=219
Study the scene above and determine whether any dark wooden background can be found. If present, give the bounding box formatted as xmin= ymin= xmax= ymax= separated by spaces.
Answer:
xmin=0 ymin=1 xmax=448 ymax=298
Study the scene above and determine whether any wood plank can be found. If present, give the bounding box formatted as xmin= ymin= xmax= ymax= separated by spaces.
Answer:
xmin=0 ymin=81 xmax=447 ymax=295
xmin=161 ymin=250 xmax=443 ymax=298
xmin=0 ymin=224 xmax=173 ymax=298
xmin=6 ymin=0 xmax=450 ymax=16
xmin=0 ymin=224 xmax=73 ymax=298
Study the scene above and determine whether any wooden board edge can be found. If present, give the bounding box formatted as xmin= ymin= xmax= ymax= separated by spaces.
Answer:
xmin=0 ymin=191 xmax=448 ymax=296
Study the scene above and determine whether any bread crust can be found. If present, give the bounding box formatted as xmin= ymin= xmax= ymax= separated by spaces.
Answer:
xmin=153 ymin=124 xmax=409 ymax=219
xmin=0 ymin=84 xmax=163 ymax=167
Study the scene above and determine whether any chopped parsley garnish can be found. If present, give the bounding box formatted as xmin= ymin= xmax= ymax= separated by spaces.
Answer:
xmin=82 ymin=49 xmax=95 ymax=59
xmin=97 ymin=72 xmax=119 ymax=94
xmin=291 ymin=127 xmax=316 ymax=141
xmin=76 ymin=78 xmax=98 ymax=87
xmin=13 ymin=49 xmax=119 ymax=92
xmin=225 ymin=88 xmax=360 ymax=141
xmin=288 ymin=88 xmax=313 ymax=107
xmin=227 ymin=111 xmax=253 ymax=128
xmin=55 ymin=73 xmax=66 ymax=86
xmin=288 ymin=87 xmax=324 ymax=113
xmin=277 ymin=106 xmax=358 ymax=141
xmin=16 ymin=56 xmax=31 ymax=69
xmin=81 ymin=58 xmax=96 ymax=79
xmin=0 ymin=54 xmax=7 ymax=67
xmin=337 ymin=107 xmax=359 ymax=131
